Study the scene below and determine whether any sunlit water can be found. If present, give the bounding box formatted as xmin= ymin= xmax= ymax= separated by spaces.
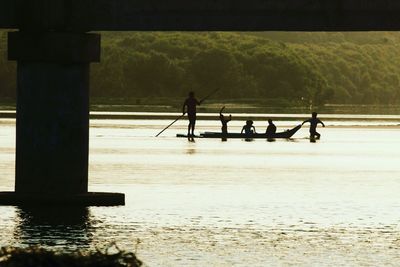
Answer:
xmin=1 ymin=114 xmax=400 ymax=266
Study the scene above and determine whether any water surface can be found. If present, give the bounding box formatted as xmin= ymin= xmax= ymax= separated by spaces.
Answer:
xmin=0 ymin=115 xmax=400 ymax=266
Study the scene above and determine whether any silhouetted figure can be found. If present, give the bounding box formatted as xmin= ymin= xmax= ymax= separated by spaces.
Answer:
xmin=219 ymin=106 xmax=232 ymax=135
xmin=241 ymin=120 xmax=256 ymax=135
xmin=302 ymin=112 xmax=325 ymax=139
xmin=183 ymin=91 xmax=202 ymax=138
xmin=265 ymin=119 xmax=276 ymax=136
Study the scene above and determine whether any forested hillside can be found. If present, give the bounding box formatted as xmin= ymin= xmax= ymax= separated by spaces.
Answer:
xmin=1 ymin=31 xmax=400 ymax=105
xmin=0 ymin=31 xmax=15 ymax=100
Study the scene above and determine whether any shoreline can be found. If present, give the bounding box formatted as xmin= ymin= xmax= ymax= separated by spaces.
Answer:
xmin=2 ymin=110 xmax=400 ymax=122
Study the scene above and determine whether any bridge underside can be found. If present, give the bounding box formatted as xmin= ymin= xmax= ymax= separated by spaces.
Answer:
xmin=0 ymin=0 xmax=399 ymax=206
xmin=2 ymin=0 xmax=400 ymax=31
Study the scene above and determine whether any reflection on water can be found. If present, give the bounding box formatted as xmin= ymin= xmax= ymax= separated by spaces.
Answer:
xmin=14 ymin=207 xmax=92 ymax=250
xmin=1 ymin=116 xmax=400 ymax=265
xmin=186 ymin=148 xmax=197 ymax=155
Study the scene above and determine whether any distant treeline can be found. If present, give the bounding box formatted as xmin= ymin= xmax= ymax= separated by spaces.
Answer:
xmin=1 ymin=31 xmax=400 ymax=105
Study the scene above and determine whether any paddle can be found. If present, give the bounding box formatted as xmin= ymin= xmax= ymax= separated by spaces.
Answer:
xmin=155 ymin=88 xmax=220 ymax=137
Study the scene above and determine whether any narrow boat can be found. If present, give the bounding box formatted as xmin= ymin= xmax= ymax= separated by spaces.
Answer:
xmin=199 ymin=124 xmax=302 ymax=139
xmin=176 ymin=134 xmax=201 ymax=138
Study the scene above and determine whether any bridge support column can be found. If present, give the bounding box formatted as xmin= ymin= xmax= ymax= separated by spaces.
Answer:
xmin=0 ymin=32 xmax=124 ymax=206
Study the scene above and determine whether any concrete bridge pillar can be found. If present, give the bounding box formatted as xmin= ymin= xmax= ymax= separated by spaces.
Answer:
xmin=0 ymin=32 xmax=124 ymax=205
xmin=10 ymin=32 xmax=96 ymax=194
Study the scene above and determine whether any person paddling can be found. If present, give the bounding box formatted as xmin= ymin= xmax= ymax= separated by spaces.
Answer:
xmin=219 ymin=106 xmax=232 ymax=135
xmin=182 ymin=91 xmax=203 ymax=138
xmin=302 ymin=112 xmax=325 ymax=139
xmin=156 ymin=89 xmax=219 ymax=138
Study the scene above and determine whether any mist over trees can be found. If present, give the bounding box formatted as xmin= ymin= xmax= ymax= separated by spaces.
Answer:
xmin=2 ymin=31 xmax=400 ymax=105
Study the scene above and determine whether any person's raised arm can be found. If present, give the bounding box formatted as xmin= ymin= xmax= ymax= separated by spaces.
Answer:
xmin=302 ymin=119 xmax=310 ymax=125
xmin=319 ymin=119 xmax=325 ymax=127
xmin=219 ymin=106 xmax=225 ymax=115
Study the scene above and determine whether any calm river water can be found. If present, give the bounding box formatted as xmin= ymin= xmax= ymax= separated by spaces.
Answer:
xmin=1 ymin=114 xmax=400 ymax=266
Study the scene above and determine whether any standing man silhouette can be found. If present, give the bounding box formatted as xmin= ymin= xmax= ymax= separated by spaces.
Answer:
xmin=183 ymin=91 xmax=203 ymax=138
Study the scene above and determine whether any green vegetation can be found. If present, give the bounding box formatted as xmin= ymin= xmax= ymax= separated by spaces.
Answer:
xmin=0 ymin=31 xmax=16 ymax=100
xmin=0 ymin=246 xmax=142 ymax=267
xmin=2 ymin=31 xmax=400 ymax=107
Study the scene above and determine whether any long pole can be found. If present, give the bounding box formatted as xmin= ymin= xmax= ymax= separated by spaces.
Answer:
xmin=155 ymin=88 xmax=220 ymax=137
xmin=200 ymin=88 xmax=220 ymax=103
xmin=155 ymin=114 xmax=185 ymax=137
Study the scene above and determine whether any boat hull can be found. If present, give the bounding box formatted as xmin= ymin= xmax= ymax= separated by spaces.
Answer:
xmin=199 ymin=124 xmax=302 ymax=139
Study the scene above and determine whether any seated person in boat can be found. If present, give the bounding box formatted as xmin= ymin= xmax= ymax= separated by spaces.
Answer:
xmin=302 ymin=112 xmax=325 ymax=139
xmin=265 ymin=119 xmax=277 ymax=136
xmin=241 ymin=120 xmax=256 ymax=135
xmin=219 ymin=106 xmax=232 ymax=135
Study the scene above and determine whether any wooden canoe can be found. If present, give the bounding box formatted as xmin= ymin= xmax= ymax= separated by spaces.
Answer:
xmin=199 ymin=124 xmax=302 ymax=139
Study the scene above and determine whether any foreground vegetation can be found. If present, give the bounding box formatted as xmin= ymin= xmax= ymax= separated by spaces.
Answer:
xmin=0 ymin=246 xmax=142 ymax=267
xmin=2 ymin=31 xmax=400 ymax=106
